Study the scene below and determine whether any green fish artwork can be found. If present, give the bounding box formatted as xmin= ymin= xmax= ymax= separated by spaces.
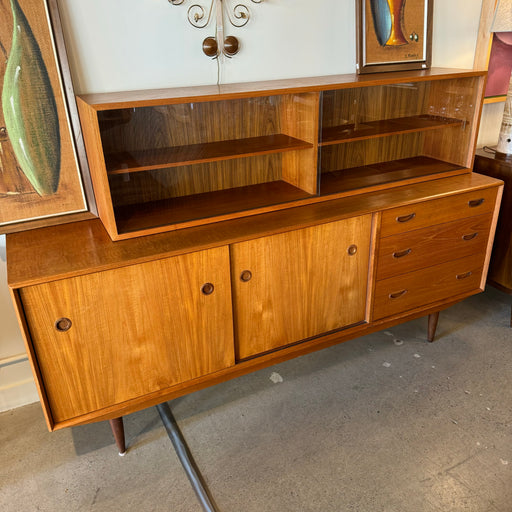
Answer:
xmin=2 ymin=0 xmax=60 ymax=196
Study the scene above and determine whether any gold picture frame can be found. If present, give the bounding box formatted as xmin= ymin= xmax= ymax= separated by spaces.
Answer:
xmin=356 ymin=0 xmax=433 ymax=74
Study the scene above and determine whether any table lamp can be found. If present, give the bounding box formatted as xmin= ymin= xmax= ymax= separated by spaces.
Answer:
xmin=492 ymin=0 xmax=512 ymax=155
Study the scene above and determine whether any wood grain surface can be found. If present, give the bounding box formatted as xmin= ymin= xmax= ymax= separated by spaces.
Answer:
xmin=376 ymin=213 xmax=493 ymax=280
xmin=19 ymin=246 xmax=234 ymax=423
xmin=373 ymin=253 xmax=486 ymax=320
xmin=231 ymin=216 xmax=372 ymax=359
xmin=77 ymin=69 xmax=485 ymax=110
xmin=7 ymin=173 xmax=503 ymax=288
xmin=380 ymin=186 xmax=498 ymax=237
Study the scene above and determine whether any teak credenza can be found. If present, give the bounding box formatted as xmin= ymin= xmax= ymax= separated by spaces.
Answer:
xmin=6 ymin=69 xmax=504 ymax=453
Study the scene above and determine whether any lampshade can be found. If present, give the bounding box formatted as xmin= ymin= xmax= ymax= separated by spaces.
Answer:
xmin=491 ymin=0 xmax=512 ymax=33
xmin=491 ymin=0 xmax=512 ymax=154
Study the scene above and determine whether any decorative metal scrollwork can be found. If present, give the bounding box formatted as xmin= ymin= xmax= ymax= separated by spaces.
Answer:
xmin=186 ymin=3 xmax=213 ymax=28
xmin=168 ymin=0 xmax=263 ymax=57
xmin=228 ymin=1 xmax=261 ymax=27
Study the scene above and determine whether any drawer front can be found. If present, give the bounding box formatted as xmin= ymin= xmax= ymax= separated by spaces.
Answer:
xmin=373 ymin=254 xmax=485 ymax=321
xmin=380 ymin=187 xmax=497 ymax=237
xmin=376 ymin=214 xmax=493 ymax=280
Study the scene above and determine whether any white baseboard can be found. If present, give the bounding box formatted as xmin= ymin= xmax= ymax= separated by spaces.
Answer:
xmin=0 ymin=359 xmax=39 ymax=412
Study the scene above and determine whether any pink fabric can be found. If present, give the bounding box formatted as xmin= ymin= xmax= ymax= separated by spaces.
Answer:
xmin=485 ymin=32 xmax=512 ymax=98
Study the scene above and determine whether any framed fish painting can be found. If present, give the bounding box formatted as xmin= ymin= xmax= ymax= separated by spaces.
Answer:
xmin=0 ymin=0 xmax=95 ymax=234
xmin=356 ymin=0 xmax=433 ymax=74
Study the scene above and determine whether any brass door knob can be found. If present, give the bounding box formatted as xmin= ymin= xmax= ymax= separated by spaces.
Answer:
xmin=347 ymin=245 xmax=358 ymax=256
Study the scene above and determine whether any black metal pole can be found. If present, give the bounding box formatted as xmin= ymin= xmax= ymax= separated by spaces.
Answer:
xmin=156 ymin=402 xmax=219 ymax=512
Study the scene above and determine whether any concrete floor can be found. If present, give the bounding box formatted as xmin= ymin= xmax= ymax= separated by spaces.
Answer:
xmin=1 ymin=287 xmax=511 ymax=512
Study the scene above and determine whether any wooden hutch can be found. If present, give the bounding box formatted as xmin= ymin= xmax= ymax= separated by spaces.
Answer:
xmin=6 ymin=68 xmax=503 ymax=452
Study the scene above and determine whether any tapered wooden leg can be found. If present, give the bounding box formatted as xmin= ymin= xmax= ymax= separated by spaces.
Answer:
xmin=427 ymin=312 xmax=440 ymax=342
xmin=109 ymin=417 xmax=126 ymax=456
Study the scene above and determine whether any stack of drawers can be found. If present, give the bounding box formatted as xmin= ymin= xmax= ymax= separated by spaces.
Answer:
xmin=373 ymin=188 xmax=498 ymax=320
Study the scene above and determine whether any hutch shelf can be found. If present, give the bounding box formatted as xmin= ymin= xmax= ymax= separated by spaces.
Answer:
xmin=7 ymin=69 xmax=503 ymax=454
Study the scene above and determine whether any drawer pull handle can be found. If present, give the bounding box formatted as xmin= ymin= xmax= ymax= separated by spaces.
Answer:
xmin=396 ymin=213 xmax=416 ymax=223
xmin=347 ymin=244 xmax=358 ymax=256
xmin=456 ymin=271 xmax=472 ymax=280
xmin=55 ymin=318 xmax=72 ymax=332
xmin=462 ymin=232 xmax=478 ymax=241
xmin=240 ymin=270 xmax=252 ymax=282
xmin=201 ymin=283 xmax=215 ymax=295
xmin=389 ymin=289 xmax=408 ymax=299
xmin=468 ymin=198 xmax=484 ymax=208
xmin=393 ymin=248 xmax=412 ymax=258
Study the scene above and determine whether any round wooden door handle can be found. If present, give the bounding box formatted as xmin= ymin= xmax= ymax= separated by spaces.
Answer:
xmin=201 ymin=283 xmax=215 ymax=295
xmin=240 ymin=270 xmax=252 ymax=282
xmin=55 ymin=317 xmax=72 ymax=332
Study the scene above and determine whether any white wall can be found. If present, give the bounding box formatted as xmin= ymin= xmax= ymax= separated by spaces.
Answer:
xmin=0 ymin=235 xmax=39 ymax=410
xmin=0 ymin=0 xmax=487 ymax=411
xmin=57 ymin=0 xmax=483 ymax=95
xmin=57 ymin=0 xmax=358 ymax=94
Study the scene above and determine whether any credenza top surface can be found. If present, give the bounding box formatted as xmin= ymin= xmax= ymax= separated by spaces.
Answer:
xmin=6 ymin=173 xmax=501 ymax=289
